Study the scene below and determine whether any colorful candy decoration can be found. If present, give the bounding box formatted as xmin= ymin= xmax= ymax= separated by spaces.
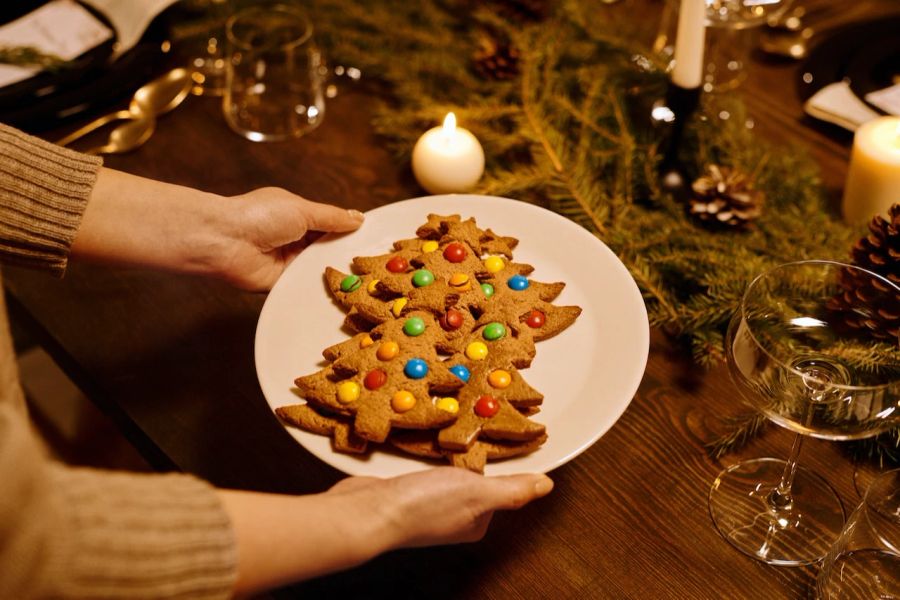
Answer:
xmin=403 ymin=316 xmax=426 ymax=336
xmin=449 ymin=364 xmax=471 ymax=382
xmin=364 ymin=369 xmax=388 ymax=390
xmin=482 ymin=322 xmax=506 ymax=341
xmin=336 ymin=381 xmax=360 ymax=404
xmin=366 ymin=279 xmax=381 ymax=295
xmin=386 ymin=256 xmax=409 ymax=273
xmin=376 ymin=341 xmax=399 ymax=361
xmin=340 ymin=275 xmax=362 ymax=292
xmin=392 ymin=390 xmax=416 ymax=412
xmin=525 ymin=309 xmax=546 ymax=328
xmin=488 ymin=369 xmax=512 ymax=389
xmin=448 ymin=272 xmax=472 ymax=291
xmin=436 ymin=397 xmax=460 ymax=415
xmin=421 ymin=240 xmax=439 ymax=253
xmin=404 ymin=358 xmax=429 ymax=379
xmin=474 ymin=394 xmax=499 ymax=418
xmin=481 ymin=283 xmax=495 ymax=298
xmin=443 ymin=242 xmax=467 ymax=263
xmin=360 ymin=335 xmax=375 ymax=348
xmin=439 ymin=308 xmax=464 ymax=331
xmin=412 ymin=269 xmax=435 ymax=287
xmin=466 ymin=341 xmax=489 ymax=360
xmin=507 ymin=274 xmax=530 ymax=291
xmin=391 ymin=297 xmax=408 ymax=317
xmin=484 ymin=256 xmax=505 ymax=273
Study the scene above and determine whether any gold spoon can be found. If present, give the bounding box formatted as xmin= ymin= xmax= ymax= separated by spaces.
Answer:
xmin=56 ymin=68 xmax=191 ymax=147
xmin=84 ymin=117 xmax=156 ymax=156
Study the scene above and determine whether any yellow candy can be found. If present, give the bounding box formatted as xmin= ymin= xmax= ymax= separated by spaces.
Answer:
xmin=336 ymin=381 xmax=360 ymax=404
xmin=448 ymin=272 xmax=471 ymax=291
xmin=392 ymin=390 xmax=416 ymax=412
xmin=435 ymin=397 xmax=459 ymax=415
xmin=367 ymin=279 xmax=381 ymax=295
xmin=391 ymin=297 xmax=408 ymax=317
xmin=421 ymin=240 xmax=439 ymax=253
xmin=484 ymin=256 xmax=505 ymax=273
xmin=488 ymin=369 xmax=512 ymax=389
xmin=376 ymin=340 xmax=399 ymax=361
xmin=360 ymin=335 xmax=375 ymax=348
xmin=465 ymin=341 xmax=489 ymax=361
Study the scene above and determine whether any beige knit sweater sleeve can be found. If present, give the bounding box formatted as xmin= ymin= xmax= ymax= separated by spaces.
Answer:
xmin=0 ymin=124 xmax=237 ymax=598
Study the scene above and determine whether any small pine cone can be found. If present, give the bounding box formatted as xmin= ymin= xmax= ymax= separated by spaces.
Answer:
xmin=688 ymin=164 xmax=764 ymax=229
xmin=828 ymin=204 xmax=900 ymax=341
xmin=473 ymin=35 xmax=521 ymax=81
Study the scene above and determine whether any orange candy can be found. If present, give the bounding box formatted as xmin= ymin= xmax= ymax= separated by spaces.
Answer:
xmin=392 ymin=390 xmax=416 ymax=412
xmin=488 ymin=369 xmax=512 ymax=389
xmin=376 ymin=341 xmax=399 ymax=361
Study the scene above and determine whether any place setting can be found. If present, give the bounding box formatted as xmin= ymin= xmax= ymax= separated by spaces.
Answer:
xmin=2 ymin=0 xmax=899 ymax=597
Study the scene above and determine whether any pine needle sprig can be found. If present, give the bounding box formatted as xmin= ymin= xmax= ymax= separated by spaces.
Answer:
xmin=706 ymin=412 xmax=768 ymax=460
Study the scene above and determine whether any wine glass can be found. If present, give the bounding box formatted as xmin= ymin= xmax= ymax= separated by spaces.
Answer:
xmin=654 ymin=0 xmax=793 ymax=92
xmin=817 ymin=468 xmax=900 ymax=599
xmin=708 ymin=260 xmax=900 ymax=566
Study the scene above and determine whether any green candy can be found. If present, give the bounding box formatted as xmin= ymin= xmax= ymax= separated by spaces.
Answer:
xmin=340 ymin=275 xmax=362 ymax=292
xmin=482 ymin=322 xmax=506 ymax=341
xmin=411 ymin=269 xmax=435 ymax=288
xmin=403 ymin=316 xmax=426 ymax=336
xmin=481 ymin=283 xmax=495 ymax=298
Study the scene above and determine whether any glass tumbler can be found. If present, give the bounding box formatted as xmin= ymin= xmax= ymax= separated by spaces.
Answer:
xmin=223 ymin=5 xmax=324 ymax=141
xmin=817 ymin=469 xmax=900 ymax=599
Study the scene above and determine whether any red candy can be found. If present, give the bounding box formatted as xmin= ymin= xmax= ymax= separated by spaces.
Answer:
xmin=439 ymin=308 xmax=464 ymax=331
xmin=442 ymin=242 xmax=467 ymax=263
xmin=525 ymin=309 xmax=546 ymax=328
xmin=364 ymin=369 xmax=388 ymax=390
xmin=386 ymin=256 xmax=409 ymax=273
xmin=474 ymin=395 xmax=499 ymax=418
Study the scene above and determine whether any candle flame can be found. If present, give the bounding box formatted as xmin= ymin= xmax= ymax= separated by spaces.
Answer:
xmin=442 ymin=112 xmax=457 ymax=134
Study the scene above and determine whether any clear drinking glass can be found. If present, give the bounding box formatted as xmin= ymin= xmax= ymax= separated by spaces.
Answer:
xmin=817 ymin=469 xmax=900 ymax=599
xmin=708 ymin=260 xmax=900 ymax=566
xmin=223 ymin=4 xmax=324 ymax=142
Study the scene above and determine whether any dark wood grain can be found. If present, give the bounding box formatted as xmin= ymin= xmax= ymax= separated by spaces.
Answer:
xmin=5 ymin=3 xmax=898 ymax=598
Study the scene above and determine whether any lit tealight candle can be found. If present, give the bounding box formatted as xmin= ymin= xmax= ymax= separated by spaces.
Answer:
xmin=411 ymin=112 xmax=485 ymax=195
xmin=842 ymin=116 xmax=900 ymax=224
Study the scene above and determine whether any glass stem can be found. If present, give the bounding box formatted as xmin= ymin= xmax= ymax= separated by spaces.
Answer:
xmin=768 ymin=433 xmax=804 ymax=511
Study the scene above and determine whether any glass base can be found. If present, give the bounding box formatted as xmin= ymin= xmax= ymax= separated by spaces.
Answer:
xmin=708 ymin=458 xmax=846 ymax=566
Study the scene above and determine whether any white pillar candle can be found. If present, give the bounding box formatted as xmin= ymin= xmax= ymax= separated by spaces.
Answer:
xmin=411 ymin=112 xmax=485 ymax=195
xmin=671 ymin=0 xmax=706 ymax=89
xmin=842 ymin=116 xmax=900 ymax=224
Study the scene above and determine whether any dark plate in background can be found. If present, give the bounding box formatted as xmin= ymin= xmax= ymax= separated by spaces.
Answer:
xmin=798 ymin=16 xmax=900 ymax=114
xmin=0 ymin=1 xmax=170 ymax=132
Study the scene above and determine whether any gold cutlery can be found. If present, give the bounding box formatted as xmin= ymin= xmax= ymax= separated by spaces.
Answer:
xmin=84 ymin=117 xmax=155 ymax=155
xmin=56 ymin=68 xmax=191 ymax=147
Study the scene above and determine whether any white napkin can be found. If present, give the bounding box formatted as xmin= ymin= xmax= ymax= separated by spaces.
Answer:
xmin=803 ymin=80 xmax=882 ymax=131
xmin=80 ymin=0 xmax=179 ymax=57
xmin=0 ymin=0 xmax=112 ymax=88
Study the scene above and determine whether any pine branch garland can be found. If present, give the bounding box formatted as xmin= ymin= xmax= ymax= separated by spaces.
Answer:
xmin=295 ymin=0 xmax=895 ymax=464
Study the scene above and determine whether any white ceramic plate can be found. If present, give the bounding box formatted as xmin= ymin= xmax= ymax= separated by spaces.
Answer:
xmin=255 ymin=195 xmax=649 ymax=476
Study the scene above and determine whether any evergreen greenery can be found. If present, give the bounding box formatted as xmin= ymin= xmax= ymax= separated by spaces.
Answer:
xmin=301 ymin=0 xmax=897 ymax=463
xmin=0 ymin=46 xmax=66 ymax=70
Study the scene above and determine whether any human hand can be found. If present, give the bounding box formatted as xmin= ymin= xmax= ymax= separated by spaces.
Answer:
xmin=74 ymin=169 xmax=364 ymax=290
xmin=213 ymin=187 xmax=364 ymax=291
xmin=327 ymin=467 xmax=554 ymax=548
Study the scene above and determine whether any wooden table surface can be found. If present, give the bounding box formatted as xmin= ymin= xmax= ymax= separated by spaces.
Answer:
xmin=6 ymin=2 xmax=899 ymax=598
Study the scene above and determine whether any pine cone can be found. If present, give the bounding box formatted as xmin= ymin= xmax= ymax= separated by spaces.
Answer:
xmin=688 ymin=164 xmax=764 ymax=229
xmin=473 ymin=34 xmax=520 ymax=81
xmin=828 ymin=204 xmax=900 ymax=341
